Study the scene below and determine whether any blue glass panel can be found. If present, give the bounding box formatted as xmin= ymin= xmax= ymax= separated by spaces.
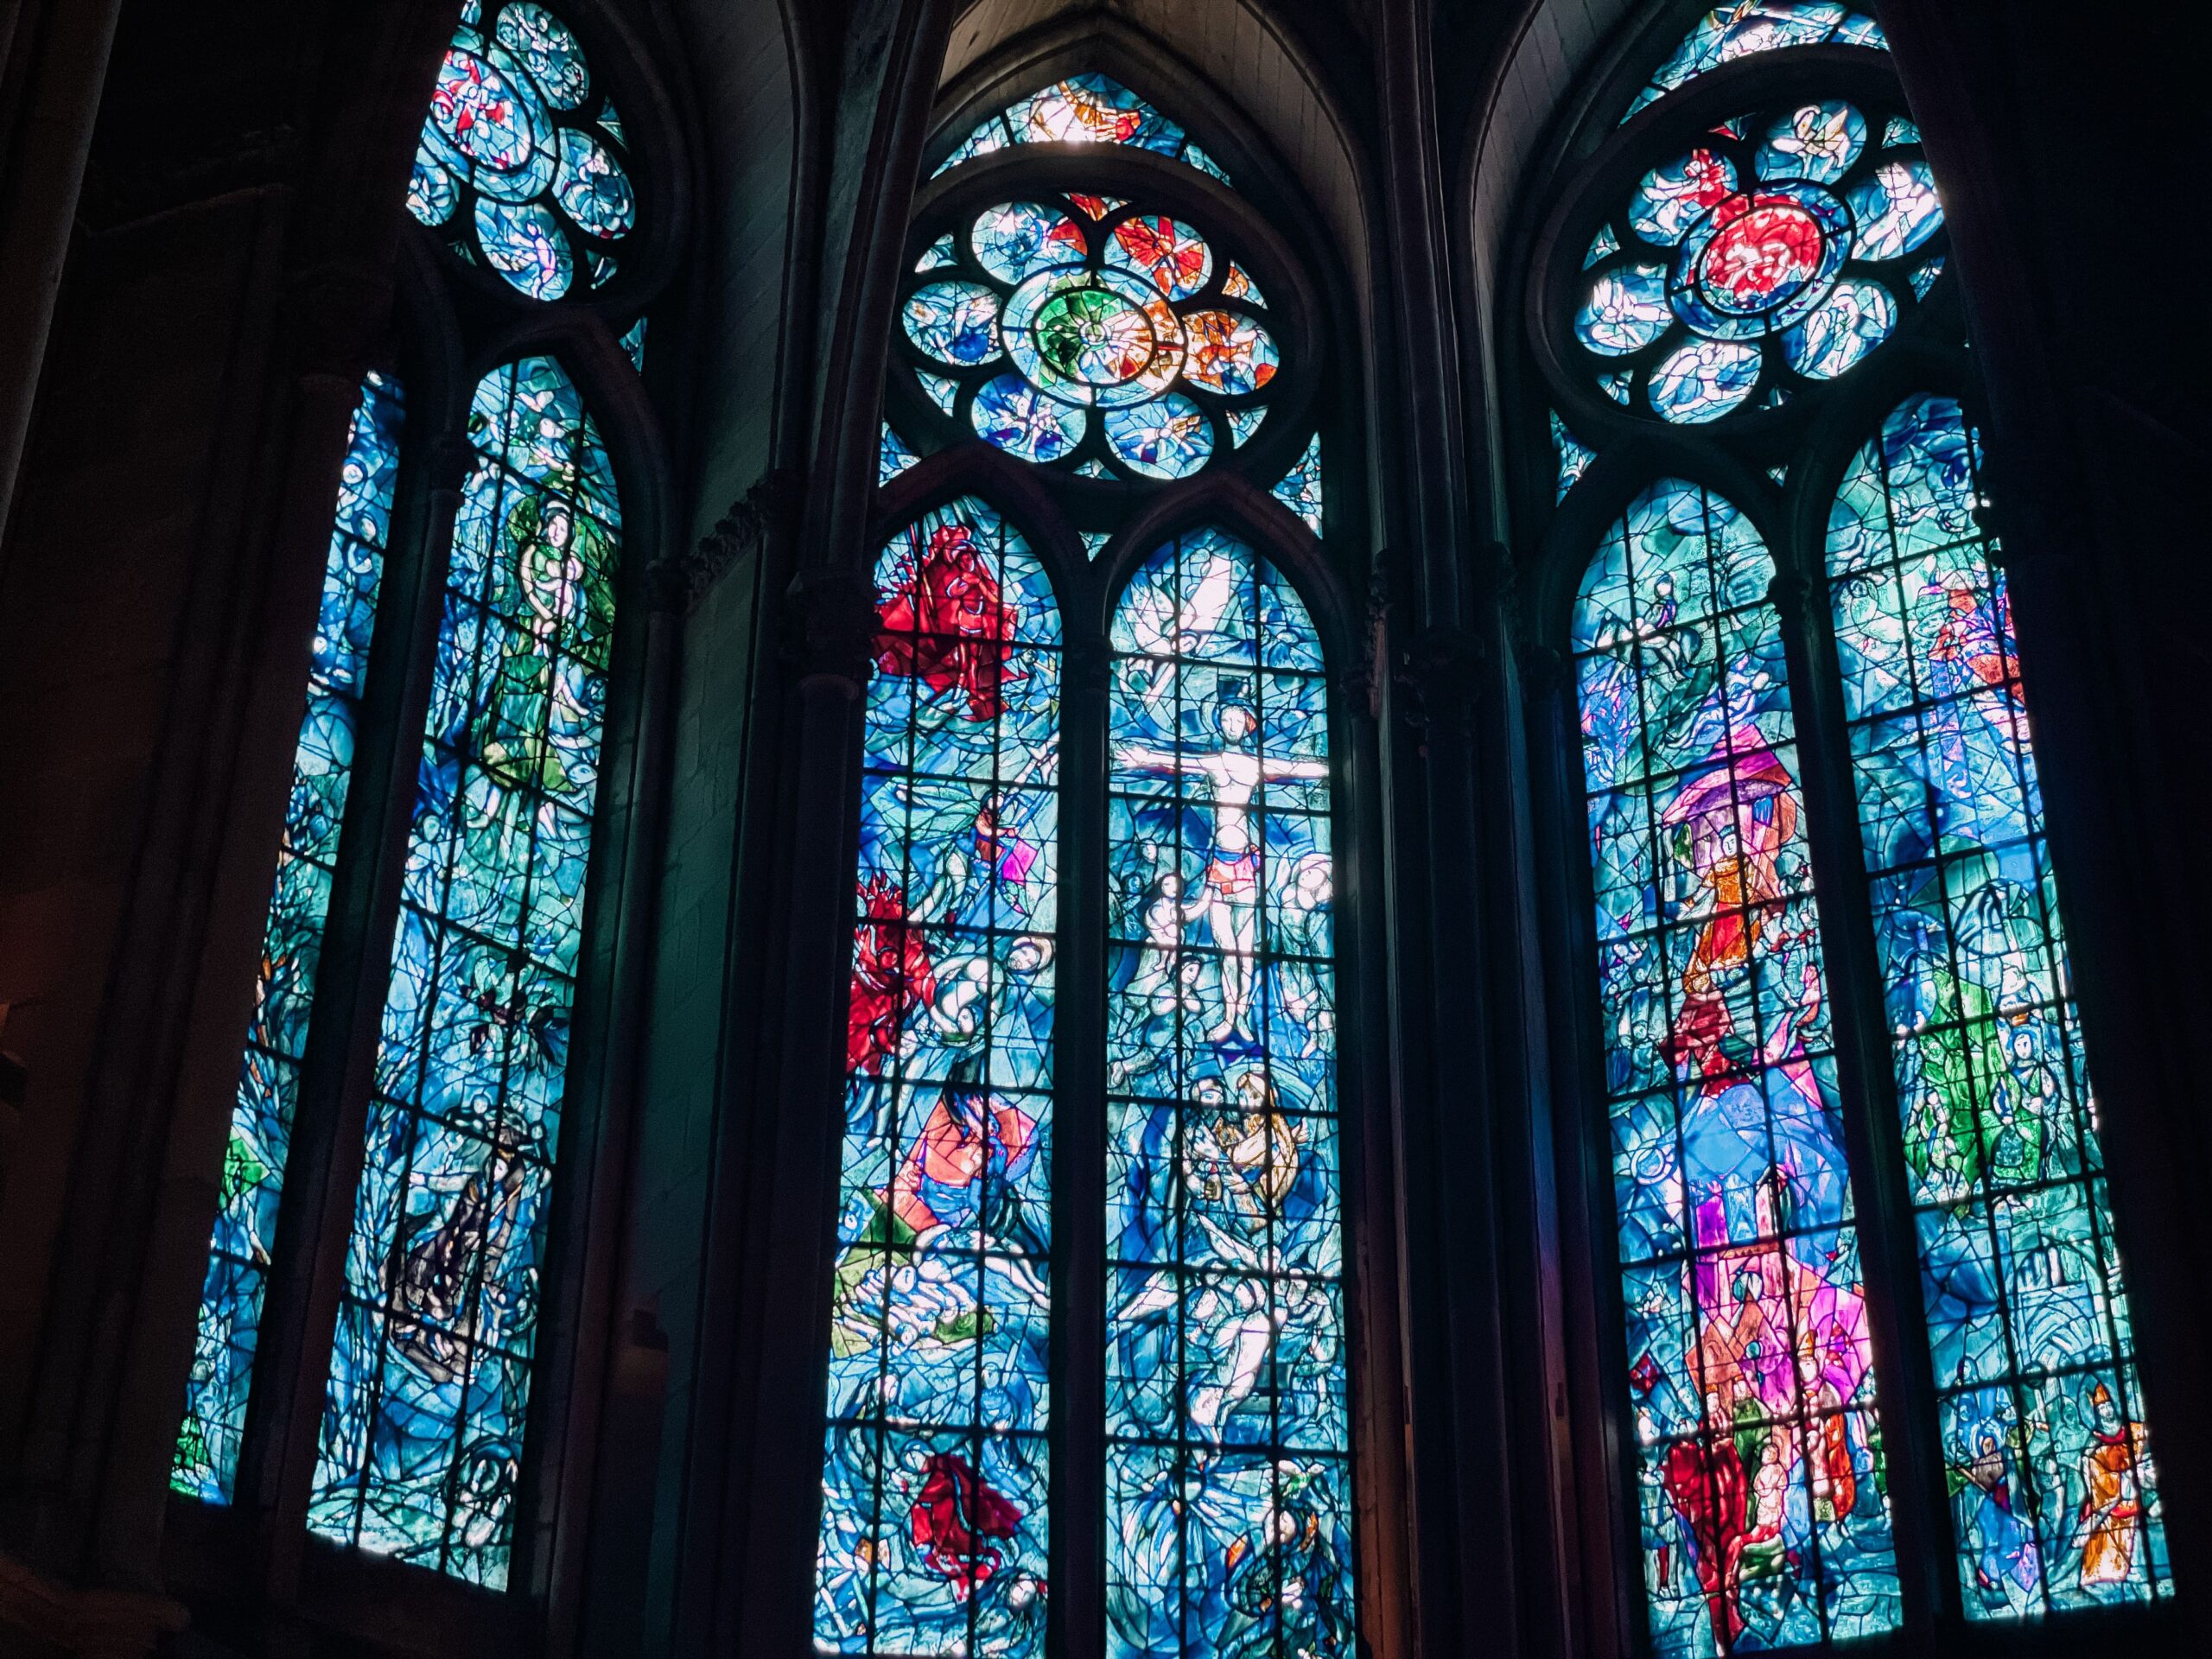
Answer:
xmin=880 ymin=423 xmax=920 ymax=486
xmin=1825 ymin=395 xmax=2170 ymax=1618
xmin=174 ymin=371 xmax=405 ymax=1504
xmin=307 ymin=356 xmax=620 ymax=1586
xmin=409 ymin=3 xmax=634 ymax=300
xmin=935 ymin=73 xmax=1231 ymax=187
xmin=1270 ymin=435 xmax=1323 ymax=534
xmin=1574 ymin=480 xmax=1902 ymax=1653
xmin=1104 ymin=528 xmax=1356 ymax=1659
xmin=1625 ymin=3 xmax=1887 ymax=121
xmin=817 ymin=498 xmax=1060 ymax=1656
xmin=1553 ymin=410 xmax=1598 ymax=502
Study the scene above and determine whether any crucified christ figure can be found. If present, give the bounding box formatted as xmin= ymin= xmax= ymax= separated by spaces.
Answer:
xmin=1118 ymin=700 xmax=1328 ymax=1043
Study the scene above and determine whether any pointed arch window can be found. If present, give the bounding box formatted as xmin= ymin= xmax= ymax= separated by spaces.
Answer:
xmin=1535 ymin=9 xmax=2168 ymax=1649
xmin=817 ymin=68 xmax=1357 ymax=1658
xmin=172 ymin=0 xmax=671 ymax=1598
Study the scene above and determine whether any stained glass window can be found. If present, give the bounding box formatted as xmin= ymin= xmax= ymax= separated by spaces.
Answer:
xmin=896 ymin=195 xmax=1280 ymax=483
xmin=308 ymin=356 xmax=620 ymax=1586
xmin=1546 ymin=6 xmax=2172 ymax=1649
xmin=1573 ymin=480 xmax=1899 ymax=1653
xmin=408 ymin=2 xmax=638 ymax=300
xmin=1825 ymin=395 xmax=2169 ymax=1616
xmin=1553 ymin=411 xmax=1598 ymax=501
xmin=1269 ymin=435 xmax=1324 ymax=535
xmin=936 ymin=73 xmax=1231 ymax=184
xmin=1571 ymin=96 xmax=1940 ymax=424
xmin=1625 ymin=3 xmax=1886 ymax=120
xmin=173 ymin=372 xmax=405 ymax=1504
xmin=816 ymin=498 xmax=1060 ymax=1654
xmin=880 ymin=423 xmax=920 ymax=486
xmin=1103 ymin=529 xmax=1355 ymax=1658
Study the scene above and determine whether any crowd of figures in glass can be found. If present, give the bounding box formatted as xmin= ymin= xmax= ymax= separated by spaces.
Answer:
xmin=1574 ymin=482 xmax=1899 ymax=1651
xmin=817 ymin=499 xmax=1060 ymax=1654
xmin=308 ymin=357 xmax=621 ymax=1586
xmin=1827 ymin=397 xmax=2166 ymax=1616
xmin=408 ymin=0 xmax=639 ymax=300
xmin=1102 ymin=531 xmax=1354 ymax=1659
xmin=174 ymin=373 xmax=405 ymax=1502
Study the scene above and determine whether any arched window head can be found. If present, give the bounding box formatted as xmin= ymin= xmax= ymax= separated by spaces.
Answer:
xmin=1627 ymin=3 xmax=1888 ymax=119
xmin=937 ymin=73 xmax=1232 ymax=183
xmin=1539 ymin=11 xmax=2170 ymax=1647
xmin=308 ymin=355 xmax=622 ymax=1586
xmin=891 ymin=69 xmax=1323 ymax=528
xmin=818 ymin=498 xmax=1061 ymax=1654
xmin=408 ymin=0 xmax=640 ymax=301
xmin=1573 ymin=480 xmax=1900 ymax=1650
xmin=1103 ymin=528 xmax=1353 ymax=1656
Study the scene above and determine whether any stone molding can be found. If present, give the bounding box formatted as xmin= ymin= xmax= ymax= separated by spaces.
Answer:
xmin=0 ymin=1550 xmax=188 ymax=1659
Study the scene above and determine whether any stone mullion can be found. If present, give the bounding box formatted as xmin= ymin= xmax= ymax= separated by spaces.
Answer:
xmin=1371 ymin=0 xmax=1562 ymax=1654
xmin=245 ymin=423 xmax=473 ymax=1616
xmin=664 ymin=0 xmax=957 ymax=1649
xmin=1768 ymin=560 xmax=1955 ymax=1634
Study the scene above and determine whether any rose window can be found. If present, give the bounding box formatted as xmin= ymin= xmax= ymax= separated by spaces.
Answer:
xmin=405 ymin=1 xmax=639 ymax=302
xmin=895 ymin=194 xmax=1282 ymax=481
xmin=1565 ymin=96 xmax=1945 ymax=423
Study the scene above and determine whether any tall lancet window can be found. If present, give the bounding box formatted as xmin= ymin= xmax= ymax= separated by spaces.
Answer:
xmin=173 ymin=0 xmax=673 ymax=1596
xmin=819 ymin=499 xmax=1062 ymax=1653
xmin=1532 ymin=3 xmax=2166 ymax=1651
xmin=1103 ymin=531 xmax=1351 ymax=1657
xmin=817 ymin=64 xmax=1358 ymax=1658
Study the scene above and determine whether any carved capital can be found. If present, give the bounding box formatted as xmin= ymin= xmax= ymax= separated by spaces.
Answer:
xmin=424 ymin=430 xmax=480 ymax=496
xmin=1340 ymin=558 xmax=1392 ymax=724
xmin=1062 ymin=631 xmax=1111 ymax=700
xmin=1397 ymin=624 xmax=1488 ymax=744
xmin=282 ymin=258 xmax=396 ymax=386
xmin=1766 ymin=569 xmax=1811 ymax=613
xmin=1519 ymin=642 xmax=1575 ymax=702
xmin=650 ymin=468 xmax=804 ymax=613
xmin=783 ymin=569 xmax=880 ymax=694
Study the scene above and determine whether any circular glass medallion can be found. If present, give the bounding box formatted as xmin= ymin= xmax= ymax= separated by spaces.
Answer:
xmin=1004 ymin=268 xmax=1184 ymax=408
xmin=972 ymin=375 xmax=1087 ymax=462
xmin=1105 ymin=393 xmax=1213 ymax=478
xmin=1630 ymin=149 xmax=1737 ymax=245
xmin=429 ymin=48 xmax=556 ymax=201
xmin=1179 ymin=311 xmax=1279 ymax=395
xmin=1755 ymin=100 xmax=1866 ymax=184
xmin=972 ymin=200 xmax=1087 ymax=283
xmin=1670 ymin=181 xmax=1851 ymax=339
xmin=1783 ymin=278 xmax=1896 ymax=379
xmin=475 ymin=198 xmax=573 ymax=300
xmin=1034 ymin=287 xmax=1154 ymax=387
xmin=1108 ymin=215 xmax=1213 ymax=299
xmin=904 ymin=282 xmax=1002 ymax=365
xmin=554 ymin=130 xmax=634 ymax=238
xmin=1647 ymin=338 xmax=1762 ymax=423
xmin=1578 ymin=264 xmax=1671 ymax=356
xmin=1845 ymin=160 xmax=1942 ymax=260
xmin=410 ymin=154 xmax=459 ymax=226
xmin=495 ymin=2 xmax=592 ymax=109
